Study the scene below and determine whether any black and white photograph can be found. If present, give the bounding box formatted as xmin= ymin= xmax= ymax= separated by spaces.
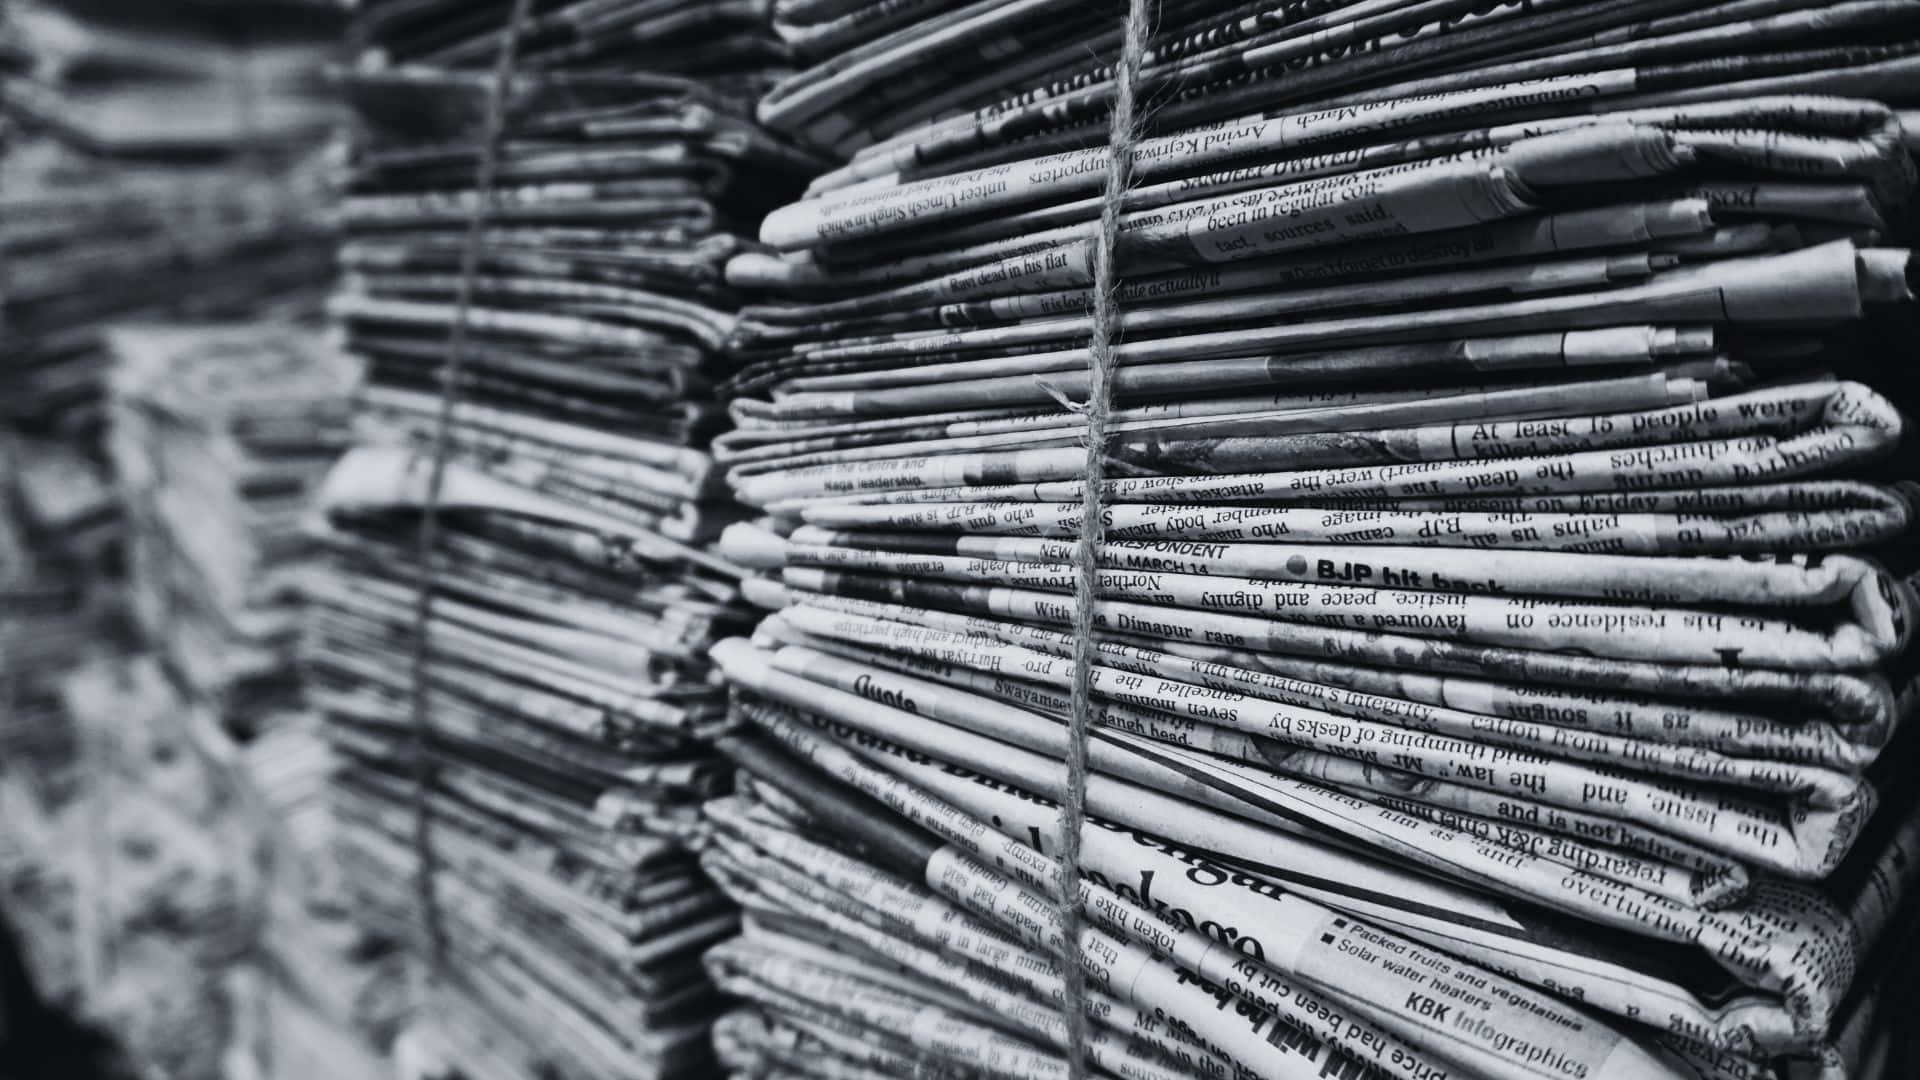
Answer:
xmin=3 ymin=1 xmax=1919 ymax=1078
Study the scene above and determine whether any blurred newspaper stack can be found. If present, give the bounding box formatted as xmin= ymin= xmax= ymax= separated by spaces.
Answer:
xmin=0 ymin=653 xmax=404 ymax=1080
xmin=308 ymin=2 xmax=821 ymax=1078
xmin=0 ymin=430 xmax=120 ymax=703
xmin=1 ymin=657 xmax=260 ymax=1079
xmin=104 ymin=322 xmax=357 ymax=734
xmin=0 ymin=573 xmax=97 ymax=1012
xmin=705 ymin=2 xmax=1920 ymax=1079
xmin=0 ymin=0 xmax=344 ymax=726
xmin=0 ymin=0 xmax=341 ymax=435
xmin=0 ymin=0 xmax=338 ymax=154
xmin=240 ymin=718 xmax=410 ymax=1080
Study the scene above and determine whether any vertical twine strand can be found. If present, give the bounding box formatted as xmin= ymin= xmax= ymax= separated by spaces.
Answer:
xmin=1059 ymin=0 xmax=1156 ymax=1076
xmin=403 ymin=0 xmax=537 ymax=972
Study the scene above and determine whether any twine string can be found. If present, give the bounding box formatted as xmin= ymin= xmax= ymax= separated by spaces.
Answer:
xmin=402 ymin=0 xmax=537 ymax=971
xmin=1058 ymin=0 xmax=1156 ymax=1075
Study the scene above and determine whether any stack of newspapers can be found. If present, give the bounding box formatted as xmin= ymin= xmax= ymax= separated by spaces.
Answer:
xmin=241 ymin=719 xmax=410 ymax=1080
xmin=1 ymin=653 xmax=403 ymax=1080
xmin=0 ymin=0 xmax=339 ymax=155
xmin=705 ymin=2 xmax=1920 ymax=1079
xmin=308 ymin=2 xmax=820 ymax=1077
xmin=11 ymin=657 xmax=259 ymax=1080
xmin=0 ymin=137 xmax=334 ymax=433
xmin=0 ymin=0 xmax=341 ymax=730
xmin=0 ymin=0 xmax=339 ymax=434
xmin=0 ymin=581 xmax=89 ymax=1010
xmin=0 ymin=430 xmax=120 ymax=690
xmin=105 ymin=322 xmax=357 ymax=732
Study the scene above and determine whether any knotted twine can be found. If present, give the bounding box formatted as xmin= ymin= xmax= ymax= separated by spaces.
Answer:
xmin=1059 ymin=1 xmax=1156 ymax=1076
xmin=402 ymin=0 xmax=537 ymax=971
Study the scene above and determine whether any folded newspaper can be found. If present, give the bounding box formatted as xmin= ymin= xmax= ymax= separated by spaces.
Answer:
xmin=311 ymin=3 xmax=821 ymax=1077
xmin=703 ymin=2 xmax=1920 ymax=1079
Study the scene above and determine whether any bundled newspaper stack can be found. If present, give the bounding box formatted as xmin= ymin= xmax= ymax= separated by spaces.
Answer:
xmin=308 ymin=3 xmax=821 ymax=1077
xmin=705 ymin=3 xmax=1920 ymax=1078
xmin=104 ymin=322 xmax=357 ymax=733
